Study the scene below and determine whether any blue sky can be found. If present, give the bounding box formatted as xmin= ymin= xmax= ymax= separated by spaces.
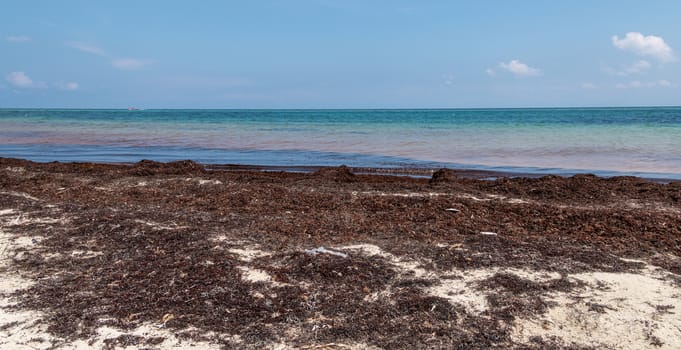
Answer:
xmin=1 ymin=0 xmax=680 ymax=108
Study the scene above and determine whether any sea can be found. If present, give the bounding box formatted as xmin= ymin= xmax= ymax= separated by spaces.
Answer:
xmin=1 ymin=107 xmax=680 ymax=179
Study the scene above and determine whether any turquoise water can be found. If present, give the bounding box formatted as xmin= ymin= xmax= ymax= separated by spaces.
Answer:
xmin=1 ymin=108 xmax=680 ymax=178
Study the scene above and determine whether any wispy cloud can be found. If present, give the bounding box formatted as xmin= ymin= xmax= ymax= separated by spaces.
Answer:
xmin=615 ymin=80 xmax=676 ymax=89
xmin=6 ymin=35 xmax=31 ymax=42
xmin=612 ymin=32 xmax=675 ymax=62
xmin=485 ymin=68 xmax=496 ymax=77
xmin=68 ymin=41 xmax=108 ymax=56
xmin=604 ymin=60 xmax=652 ymax=76
xmin=67 ymin=41 xmax=152 ymax=70
xmin=6 ymin=72 xmax=79 ymax=91
xmin=658 ymin=80 xmax=674 ymax=87
xmin=619 ymin=60 xmax=651 ymax=76
xmin=112 ymin=58 xmax=151 ymax=70
xmin=160 ymin=76 xmax=252 ymax=89
xmin=442 ymin=74 xmax=454 ymax=85
xmin=581 ymin=83 xmax=596 ymax=89
xmin=498 ymin=59 xmax=542 ymax=77
xmin=5 ymin=71 xmax=47 ymax=89
xmin=55 ymin=82 xmax=80 ymax=91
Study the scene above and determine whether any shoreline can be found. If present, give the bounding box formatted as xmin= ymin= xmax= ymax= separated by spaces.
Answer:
xmin=3 ymin=156 xmax=681 ymax=183
xmin=1 ymin=157 xmax=680 ymax=349
xmin=203 ymin=164 xmax=681 ymax=184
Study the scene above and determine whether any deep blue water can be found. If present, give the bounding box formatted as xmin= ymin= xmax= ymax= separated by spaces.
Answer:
xmin=1 ymin=108 xmax=680 ymax=179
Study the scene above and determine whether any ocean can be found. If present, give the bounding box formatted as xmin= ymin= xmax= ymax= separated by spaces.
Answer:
xmin=1 ymin=108 xmax=680 ymax=179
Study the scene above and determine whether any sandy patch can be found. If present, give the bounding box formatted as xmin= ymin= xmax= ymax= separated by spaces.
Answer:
xmin=0 ymin=209 xmax=17 ymax=216
xmin=228 ymin=247 xmax=272 ymax=262
xmin=460 ymin=193 xmax=531 ymax=204
xmin=341 ymin=244 xmax=431 ymax=278
xmin=352 ymin=191 xmax=531 ymax=205
xmin=304 ymin=247 xmax=348 ymax=258
xmin=513 ymin=262 xmax=681 ymax=349
xmin=350 ymin=191 xmax=529 ymax=205
xmin=0 ymin=191 xmax=40 ymax=202
xmin=6 ymin=215 xmax=64 ymax=226
xmin=267 ymin=342 xmax=381 ymax=349
xmin=343 ymin=243 xmax=681 ymax=348
xmin=1 ymin=226 xmax=53 ymax=350
xmin=184 ymin=178 xmax=223 ymax=186
xmin=1 ymin=209 xmax=226 ymax=350
xmin=352 ymin=191 xmax=451 ymax=198
xmin=69 ymin=250 xmax=104 ymax=259
xmin=62 ymin=324 xmax=223 ymax=350
xmin=428 ymin=267 xmax=562 ymax=315
xmin=238 ymin=266 xmax=274 ymax=283
xmin=0 ymin=207 xmax=67 ymax=227
xmin=4 ymin=166 xmax=26 ymax=173
xmin=507 ymin=198 xmax=530 ymax=204
xmin=133 ymin=219 xmax=187 ymax=231
xmin=427 ymin=275 xmax=489 ymax=314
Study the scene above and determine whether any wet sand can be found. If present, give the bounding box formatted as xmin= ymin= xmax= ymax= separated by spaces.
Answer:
xmin=1 ymin=158 xmax=680 ymax=349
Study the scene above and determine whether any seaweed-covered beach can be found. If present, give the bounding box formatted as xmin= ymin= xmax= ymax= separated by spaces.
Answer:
xmin=1 ymin=158 xmax=680 ymax=349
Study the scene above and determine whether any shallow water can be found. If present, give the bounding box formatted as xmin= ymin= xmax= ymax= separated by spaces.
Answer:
xmin=1 ymin=108 xmax=680 ymax=178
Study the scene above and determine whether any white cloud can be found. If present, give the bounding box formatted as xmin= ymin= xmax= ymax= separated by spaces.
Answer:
xmin=442 ymin=74 xmax=454 ymax=85
xmin=612 ymin=32 xmax=675 ymax=62
xmin=581 ymin=82 xmax=596 ymax=89
xmin=161 ymin=76 xmax=251 ymax=89
xmin=615 ymin=80 xmax=676 ymax=89
xmin=5 ymin=71 xmax=46 ymax=88
xmin=485 ymin=68 xmax=496 ymax=76
xmin=603 ymin=60 xmax=652 ymax=76
xmin=68 ymin=42 xmax=152 ymax=70
xmin=615 ymin=81 xmax=642 ymax=89
xmin=6 ymin=72 xmax=80 ymax=91
xmin=55 ymin=82 xmax=79 ymax=91
xmin=112 ymin=58 xmax=150 ymax=70
xmin=498 ymin=60 xmax=541 ymax=77
xmin=6 ymin=72 xmax=32 ymax=87
xmin=68 ymin=41 xmax=108 ymax=56
xmin=620 ymin=60 xmax=651 ymax=76
xmin=6 ymin=35 xmax=31 ymax=42
xmin=658 ymin=80 xmax=672 ymax=87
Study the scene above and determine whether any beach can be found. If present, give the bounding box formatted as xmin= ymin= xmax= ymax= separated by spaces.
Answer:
xmin=1 ymin=157 xmax=680 ymax=349
xmin=5 ymin=1 xmax=681 ymax=348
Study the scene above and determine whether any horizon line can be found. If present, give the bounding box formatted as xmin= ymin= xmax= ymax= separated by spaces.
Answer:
xmin=1 ymin=105 xmax=681 ymax=111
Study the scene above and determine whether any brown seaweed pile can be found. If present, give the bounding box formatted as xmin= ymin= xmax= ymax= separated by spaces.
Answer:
xmin=1 ymin=157 xmax=680 ymax=349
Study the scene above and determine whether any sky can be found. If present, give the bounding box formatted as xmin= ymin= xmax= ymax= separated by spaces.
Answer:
xmin=1 ymin=0 xmax=680 ymax=108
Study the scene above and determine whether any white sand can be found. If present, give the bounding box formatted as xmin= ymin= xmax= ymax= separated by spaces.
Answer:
xmin=1 ymin=220 xmax=55 ymax=350
xmin=342 ymin=244 xmax=431 ymax=278
xmin=228 ymin=246 xmax=272 ymax=262
xmin=513 ymin=263 xmax=681 ymax=349
xmin=62 ymin=324 xmax=224 ymax=350
xmin=0 ymin=206 xmax=225 ymax=349
xmin=185 ymin=178 xmax=223 ymax=186
xmin=238 ymin=265 xmax=275 ymax=283
xmin=341 ymin=243 xmax=681 ymax=349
